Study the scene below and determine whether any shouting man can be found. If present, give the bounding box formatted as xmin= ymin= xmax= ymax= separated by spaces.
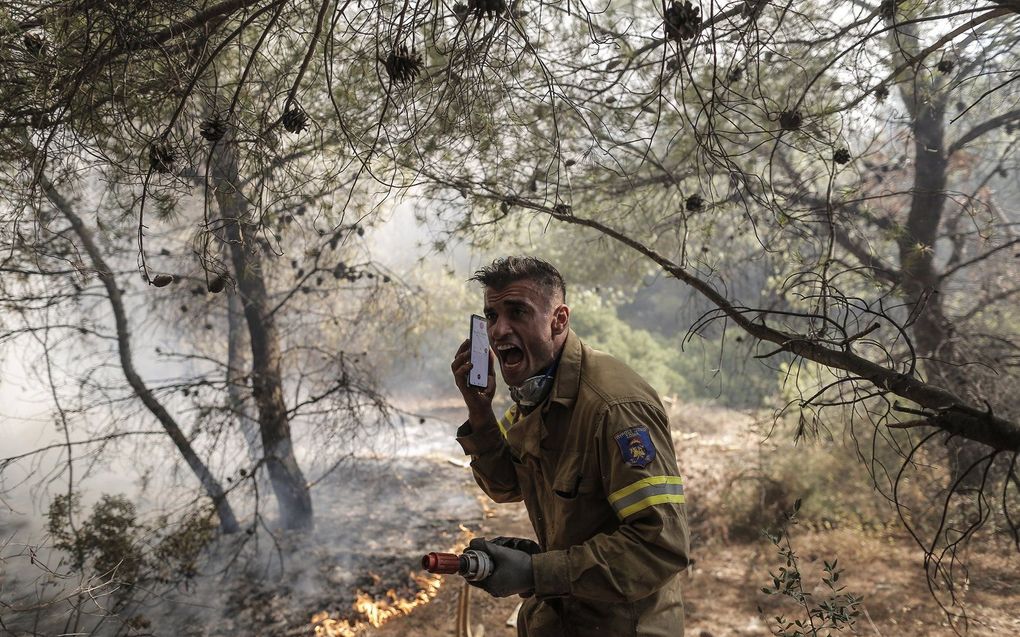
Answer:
xmin=451 ymin=256 xmax=690 ymax=636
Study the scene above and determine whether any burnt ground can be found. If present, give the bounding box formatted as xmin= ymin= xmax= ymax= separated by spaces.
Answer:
xmin=348 ymin=402 xmax=1020 ymax=637
xmin=359 ymin=506 xmax=1020 ymax=637
xmin=361 ymin=508 xmax=1020 ymax=637
xmin=7 ymin=401 xmax=1017 ymax=636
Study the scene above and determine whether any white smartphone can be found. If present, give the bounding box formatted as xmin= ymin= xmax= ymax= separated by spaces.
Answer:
xmin=468 ymin=314 xmax=490 ymax=388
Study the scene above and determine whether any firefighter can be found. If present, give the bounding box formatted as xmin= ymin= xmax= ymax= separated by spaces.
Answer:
xmin=451 ymin=256 xmax=690 ymax=636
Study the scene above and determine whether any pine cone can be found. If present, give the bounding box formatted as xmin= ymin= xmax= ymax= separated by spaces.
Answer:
xmin=148 ymin=142 xmax=176 ymax=174
xmin=779 ymin=110 xmax=802 ymax=131
xmin=23 ymin=33 xmax=45 ymax=57
xmin=936 ymin=59 xmax=954 ymax=74
xmin=200 ymin=115 xmax=228 ymax=142
xmin=467 ymin=0 xmax=506 ymax=20
xmin=151 ymin=274 xmax=174 ymax=287
xmin=873 ymin=85 xmax=889 ymax=102
xmin=207 ymin=274 xmax=227 ymax=294
xmin=685 ymin=194 xmax=704 ymax=212
xmin=384 ymin=45 xmax=423 ymax=84
xmin=282 ymin=107 xmax=309 ymax=134
xmin=741 ymin=0 xmax=767 ymax=19
xmin=833 ymin=148 xmax=851 ymax=165
xmin=664 ymin=1 xmax=702 ymax=41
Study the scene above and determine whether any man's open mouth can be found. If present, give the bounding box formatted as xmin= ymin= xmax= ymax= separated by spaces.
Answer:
xmin=496 ymin=344 xmax=525 ymax=368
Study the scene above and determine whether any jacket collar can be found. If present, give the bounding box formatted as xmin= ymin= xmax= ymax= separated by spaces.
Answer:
xmin=506 ymin=329 xmax=581 ymax=460
xmin=546 ymin=328 xmax=581 ymax=411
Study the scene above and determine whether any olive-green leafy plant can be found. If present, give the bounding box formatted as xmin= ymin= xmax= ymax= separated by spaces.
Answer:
xmin=47 ymin=492 xmax=216 ymax=589
xmin=759 ymin=500 xmax=863 ymax=636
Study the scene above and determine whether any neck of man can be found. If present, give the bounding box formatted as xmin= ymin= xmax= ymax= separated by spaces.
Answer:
xmin=510 ymin=344 xmax=564 ymax=413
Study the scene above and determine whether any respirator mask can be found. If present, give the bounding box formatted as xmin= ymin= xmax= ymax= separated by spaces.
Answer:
xmin=509 ymin=362 xmax=558 ymax=411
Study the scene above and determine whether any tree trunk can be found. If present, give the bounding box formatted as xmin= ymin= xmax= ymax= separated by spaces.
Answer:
xmin=211 ymin=138 xmax=314 ymax=531
xmin=40 ymin=174 xmax=241 ymax=534
xmin=227 ymin=288 xmax=263 ymax=466
xmin=898 ymin=87 xmax=989 ymax=486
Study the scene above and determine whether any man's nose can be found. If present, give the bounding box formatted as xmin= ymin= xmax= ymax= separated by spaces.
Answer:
xmin=489 ymin=315 xmax=512 ymax=341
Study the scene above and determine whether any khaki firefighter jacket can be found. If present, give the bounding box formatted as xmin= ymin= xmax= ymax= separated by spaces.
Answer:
xmin=457 ymin=329 xmax=690 ymax=636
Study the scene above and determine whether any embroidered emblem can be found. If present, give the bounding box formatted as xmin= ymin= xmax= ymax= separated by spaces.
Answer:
xmin=614 ymin=426 xmax=656 ymax=468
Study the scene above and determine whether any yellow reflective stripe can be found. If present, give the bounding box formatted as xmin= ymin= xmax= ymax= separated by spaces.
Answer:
xmin=496 ymin=405 xmax=518 ymax=439
xmin=609 ymin=476 xmax=685 ymax=520
xmin=616 ymin=493 xmax=686 ymax=519
xmin=608 ymin=475 xmax=684 ymax=504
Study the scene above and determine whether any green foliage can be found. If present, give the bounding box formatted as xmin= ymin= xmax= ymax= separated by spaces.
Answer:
xmin=671 ymin=333 xmax=783 ymax=408
xmin=569 ymin=289 xmax=691 ymax=398
xmin=48 ymin=493 xmax=141 ymax=580
xmin=718 ymin=474 xmax=801 ymax=542
xmin=150 ymin=509 xmax=218 ymax=583
xmin=388 ymin=263 xmax=782 ymax=409
xmin=718 ymin=436 xmax=893 ymax=542
xmin=689 ymin=416 xmax=898 ymax=545
xmin=47 ymin=492 xmax=215 ymax=589
xmin=571 ymin=289 xmax=781 ymax=406
xmin=772 ymin=441 xmax=895 ymax=532
xmin=760 ymin=501 xmax=863 ymax=636
xmin=47 ymin=492 xmax=85 ymax=566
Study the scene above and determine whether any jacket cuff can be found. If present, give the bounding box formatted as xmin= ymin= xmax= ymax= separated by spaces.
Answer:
xmin=455 ymin=417 xmax=504 ymax=456
xmin=531 ymin=550 xmax=571 ymax=598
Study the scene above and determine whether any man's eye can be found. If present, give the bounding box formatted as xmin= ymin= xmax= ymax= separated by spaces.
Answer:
xmin=484 ymin=313 xmax=496 ymax=322
xmin=512 ymin=308 xmax=526 ymax=318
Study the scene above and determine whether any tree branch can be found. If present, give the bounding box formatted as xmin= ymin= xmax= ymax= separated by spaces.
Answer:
xmin=509 ymin=199 xmax=1020 ymax=453
xmin=939 ymin=238 xmax=1020 ymax=281
xmin=34 ymin=162 xmax=240 ymax=534
xmin=948 ymin=109 xmax=1020 ymax=155
xmin=1 ymin=432 xmax=165 ymax=468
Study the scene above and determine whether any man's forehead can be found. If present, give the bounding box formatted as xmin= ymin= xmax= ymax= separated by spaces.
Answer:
xmin=483 ymin=280 xmax=546 ymax=305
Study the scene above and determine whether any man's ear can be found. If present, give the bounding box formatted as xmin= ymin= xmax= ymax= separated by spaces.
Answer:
xmin=550 ymin=304 xmax=570 ymax=336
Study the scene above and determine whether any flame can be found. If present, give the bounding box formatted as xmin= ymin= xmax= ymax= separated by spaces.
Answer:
xmin=311 ymin=610 xmax=358 ymax=637
xmin=311 ymin=572 xmax=444 ymax=636
xmin=310 ymin=528 xmax=475 ymax=636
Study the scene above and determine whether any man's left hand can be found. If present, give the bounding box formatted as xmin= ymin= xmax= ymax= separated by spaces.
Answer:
xmin=468 ymin=537 xmax=535 ymax=598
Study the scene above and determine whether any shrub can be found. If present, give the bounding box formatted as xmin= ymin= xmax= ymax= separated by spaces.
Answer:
xmin=759 ymin=501 xmax=863 ymax=636
xmin=47 ymin=493 xmax=216 ymax=589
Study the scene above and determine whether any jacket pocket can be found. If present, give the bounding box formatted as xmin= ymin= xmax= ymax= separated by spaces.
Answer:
xmin=549 ymin=450 xmax=598 ymax=499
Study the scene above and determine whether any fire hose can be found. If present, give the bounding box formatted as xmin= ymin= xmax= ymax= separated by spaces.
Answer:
xmin=421 ymin=539 xmax=538 ymax=635
xmin=421 ymin=550 xmax=494 ymax=581
xmin=421 ymin=552 xmax=493 ymax=637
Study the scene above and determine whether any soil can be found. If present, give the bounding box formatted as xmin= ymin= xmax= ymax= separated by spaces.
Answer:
xmin=9 ymin=399 xmax=1017 ymax=636
xmin=357 ymin=503 xmax=1020 ymax=637
xmin=347 ymin=402 xmax=1020 ymax=637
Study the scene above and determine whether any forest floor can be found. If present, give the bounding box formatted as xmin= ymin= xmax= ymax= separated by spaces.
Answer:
xmin=357 ymin=500 xmax=1020 ymax=637
xmin=334 ymin=401 xmax=1020 ymax=637
xmin=9 ymin=400 xmax=1017 ymax=636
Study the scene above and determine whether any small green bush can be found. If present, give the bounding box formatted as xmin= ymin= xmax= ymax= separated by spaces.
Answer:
xmin=759 ymin=501 xmax=863 ymax=636
xmin=688 ymin=425 xmax=898 ymax=545
xmin=47 ymin=492 xmax=216 ymax=590
xmin=48 ymin=493 xmax=143 ymax=581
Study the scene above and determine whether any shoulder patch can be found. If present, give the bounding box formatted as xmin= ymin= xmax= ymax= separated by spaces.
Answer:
xmin=614 ymin=426 xmax=656 ymax=468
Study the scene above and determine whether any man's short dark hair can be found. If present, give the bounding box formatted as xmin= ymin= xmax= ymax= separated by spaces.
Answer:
xmin=470 ymin=256 xmax=567 ymax=304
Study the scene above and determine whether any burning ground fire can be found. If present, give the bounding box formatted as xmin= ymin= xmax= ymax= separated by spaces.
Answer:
xmin=311 ymin=572 xmax=443 ymax=636
xmin=311 ymin=526 xmax=473 ymax=636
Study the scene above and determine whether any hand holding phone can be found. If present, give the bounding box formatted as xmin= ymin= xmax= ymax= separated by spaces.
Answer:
xmin=468 ymin=314 xmax=490 ymax=388
xmin=451 ymin=318 xmax=495 ymax=427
